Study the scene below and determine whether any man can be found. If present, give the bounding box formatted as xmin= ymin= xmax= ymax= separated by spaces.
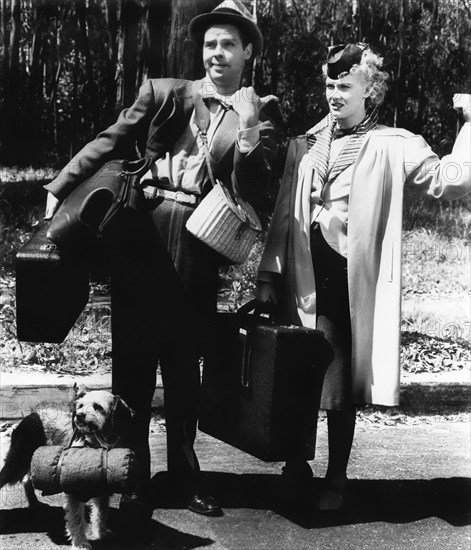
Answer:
xmin=44 ymin=0 xmax=277 ymax=519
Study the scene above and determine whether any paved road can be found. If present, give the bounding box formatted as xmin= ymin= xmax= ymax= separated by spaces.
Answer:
xmin=0 ymin=416 xmax=470 ymax=549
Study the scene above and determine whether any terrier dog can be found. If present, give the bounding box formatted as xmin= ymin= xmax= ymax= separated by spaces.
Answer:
xmin=0 ymin=385 xmax=134 ymax=549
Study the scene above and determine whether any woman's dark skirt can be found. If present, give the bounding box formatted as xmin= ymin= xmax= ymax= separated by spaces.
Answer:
xmin=311 ymin=223 xmax=352 ymax=410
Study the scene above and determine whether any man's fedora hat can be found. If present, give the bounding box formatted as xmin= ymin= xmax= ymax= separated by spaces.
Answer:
xmin=327 ymin=43 xmax=367 ymax=79
xmin=188 ymin=0 xmax=263 ymax=57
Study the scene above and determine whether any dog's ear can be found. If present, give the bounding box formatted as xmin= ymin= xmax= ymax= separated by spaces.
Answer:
xmin=73 ymin=383 xmax=87 ymax=399
xmin=71 ymin=384 xmax=87 ymax=419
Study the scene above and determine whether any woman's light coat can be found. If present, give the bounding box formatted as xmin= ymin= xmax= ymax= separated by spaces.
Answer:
xmin=259 ymin=123 xmax=470 ymax=406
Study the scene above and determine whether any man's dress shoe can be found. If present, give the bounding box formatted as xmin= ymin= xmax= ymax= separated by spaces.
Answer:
xmin=187 ymin=494 xmax=223 ymax=516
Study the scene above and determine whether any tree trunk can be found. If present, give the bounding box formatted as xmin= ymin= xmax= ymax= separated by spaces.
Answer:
xmin=147 ymin=0 xmax=172 ymax=78
xmin=136 ymin=0 xmax=150 ymax=86
xmin=104 ymin=0 xmax=119 ymax=123
xmin=70 ymin=30 xmax=80 ymax=159
xmin=167 ymin=0 xmax=219 ymax=80
xmin=269 ymin=0 xmax=279 ymax=94
xmin=23 ymin=0 xmax=56 ymax=164
xmin=0 ymin=0 xmax=9 ymax=94
xmin=415 ymin=0 xmax=439 ymax=131
xmin=352 ymin=0 xmax=361 ymax=41
xmin=45 ymin=2 xmax=61 ymax=163
xmin=393 ymin=0 xmax=405 ymax=128
xmin=76 ymin=0 xmax=100 ymax=133
xmin=116 ymin=0 xmax=140 ymax=109
xmin=0 ymin=0 xmax=21 ymax=164
xmin=0 ymin=0 xmax=9 ymax=151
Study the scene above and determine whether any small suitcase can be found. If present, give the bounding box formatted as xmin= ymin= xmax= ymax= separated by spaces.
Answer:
xmin=15 ymin=221 xmax=90 ymax=343
xmin=199 ymin=302 xmax=333 ymax=462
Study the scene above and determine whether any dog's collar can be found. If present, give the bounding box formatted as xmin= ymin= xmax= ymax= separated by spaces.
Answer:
xmin=65 ymin=428 xmax=80 ymax=449
xmin=92 ymin=431 xmax=119 ymax=450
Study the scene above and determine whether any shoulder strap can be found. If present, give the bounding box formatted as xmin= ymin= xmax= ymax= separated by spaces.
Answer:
xmin=193 ymin=84 xmax=218 ymax=188
xmin=192 ymin=80 xmax=211 ymax=132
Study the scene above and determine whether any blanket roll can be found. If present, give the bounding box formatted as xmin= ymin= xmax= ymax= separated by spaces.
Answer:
xmin=31 ymin=446 xmax=138 ymax=499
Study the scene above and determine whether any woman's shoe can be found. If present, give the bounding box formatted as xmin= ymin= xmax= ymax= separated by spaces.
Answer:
xmin=316 ymin=475 xmax=348 ymax=512
xmin=316 ymin=488 xmax=345 ymax=511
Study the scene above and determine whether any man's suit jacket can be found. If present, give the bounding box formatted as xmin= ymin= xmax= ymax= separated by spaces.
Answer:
xmin=45 ymin=78 xmax=276 ymax=206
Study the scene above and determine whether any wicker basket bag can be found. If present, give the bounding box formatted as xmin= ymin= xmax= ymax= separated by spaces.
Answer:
xmin=186 ymin=180 xmax=261 ymax=264
xmin=185 ymin=94 xmax=262 ymax=265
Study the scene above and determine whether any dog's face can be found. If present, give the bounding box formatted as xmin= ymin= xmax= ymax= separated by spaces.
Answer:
xmin=72 ymin=386 xmax=134 ymax=447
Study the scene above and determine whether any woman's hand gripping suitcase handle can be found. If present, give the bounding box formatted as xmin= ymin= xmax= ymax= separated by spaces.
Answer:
xmin=254 ymin=272 xmax=280 ymax=316
xmin=44 ymin=192 xmax=61 ymax=220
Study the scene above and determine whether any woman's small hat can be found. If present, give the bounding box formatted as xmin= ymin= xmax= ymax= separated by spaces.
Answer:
xmin=327 ymin=44 xmax=366 ymax=79
xmin=188 ymin=0 xmax=263 ymax=57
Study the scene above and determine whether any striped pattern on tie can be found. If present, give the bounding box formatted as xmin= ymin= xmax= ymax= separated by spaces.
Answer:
xmin=306 ymin=108 xmax=378 ymax=191
xmin=306 ymin=113 xmax=336 ymax=191
xmin=305 ymin=107 xmax=378 ymax=220
xmin=327 ymin=107 xmax=379 ymax=183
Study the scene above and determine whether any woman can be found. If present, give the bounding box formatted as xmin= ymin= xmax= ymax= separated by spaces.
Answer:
xmin=256 ymin=43 xmax=470 ymax=511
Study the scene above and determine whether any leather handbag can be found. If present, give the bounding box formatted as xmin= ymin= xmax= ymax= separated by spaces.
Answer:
xmin=16 ymin=221 xmax=89 ymax=343
xmin=47 ymin=157 xmax=152 ymax=250
xmin=185 ymin=92 xmax=261 ymax=265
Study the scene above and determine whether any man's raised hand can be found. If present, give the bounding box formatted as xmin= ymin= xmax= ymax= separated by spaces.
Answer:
xmin=453 ymin=93 xmax=471 ymax=122
xmin=231 ymin=86 xmax=278 ymax=129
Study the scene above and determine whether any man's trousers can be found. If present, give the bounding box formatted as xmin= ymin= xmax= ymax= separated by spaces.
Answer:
xmin=106 ymin=194 xmax=220 ymax=496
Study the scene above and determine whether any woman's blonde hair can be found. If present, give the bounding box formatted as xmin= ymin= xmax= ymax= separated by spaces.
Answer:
xmin=323 ymin=46 xmax=389 ymax=106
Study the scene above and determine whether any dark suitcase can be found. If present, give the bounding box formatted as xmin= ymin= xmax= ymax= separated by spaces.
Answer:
xmin=16 ymin=221 xmax=90 ymax=343
xmin=199 ymin=303 xmax=333 ymax=462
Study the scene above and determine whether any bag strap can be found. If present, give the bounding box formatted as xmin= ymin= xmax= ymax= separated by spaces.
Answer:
xmin=53 ymin=427 xmax=79 ymax=489
xmin=122 ymin=157 xmax=153 ymax=180
xmin=193 ymin=87 xmax=219 ymax=189
xmin=192 ymin=85 xmax=262 ymax=233
xmin=101 ymin=447 xmax=109 ymax=487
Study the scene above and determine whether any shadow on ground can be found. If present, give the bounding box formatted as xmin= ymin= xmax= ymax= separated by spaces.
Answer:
xmin=1 ymin=474 xmax=469 ymax=548
xmin=0 ymin=505 xmax=66 ymax=540
xmin=0 ymin=504 xmax=214 ymax=549
xmin=151 ymin=471 xmax=471 ymax=529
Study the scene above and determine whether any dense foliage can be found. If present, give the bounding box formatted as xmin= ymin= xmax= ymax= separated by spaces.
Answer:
xmin=257 ymin=0 xmax=471 ymax=155
xmin=0 ymin=0 xmax=470 ymax=170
